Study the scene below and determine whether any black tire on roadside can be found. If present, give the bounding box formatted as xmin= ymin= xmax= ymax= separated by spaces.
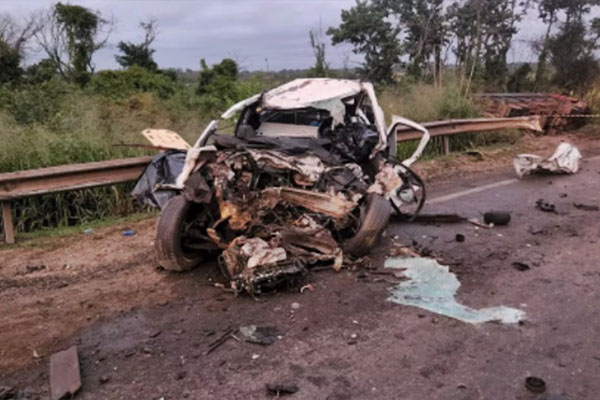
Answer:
xmin=344 ymin=193 xmax=392 ymax=257
xmin=155 ymin=195 xmax=203 ymax=272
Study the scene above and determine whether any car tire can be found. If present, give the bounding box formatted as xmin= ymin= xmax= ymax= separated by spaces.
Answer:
xmin=344 ymin=193 xmax=392 ymax=257
xmin=155 ymin=195 xmax=204 ymax=271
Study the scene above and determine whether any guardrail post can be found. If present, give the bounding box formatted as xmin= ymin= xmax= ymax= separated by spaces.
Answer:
xmin=1 ymin=201 xmax=15 ymax=244
xmin=442 ymin=136 xmax=450 ymax=155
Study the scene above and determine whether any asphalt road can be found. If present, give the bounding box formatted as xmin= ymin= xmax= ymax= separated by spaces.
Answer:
xmin=3 ymin=156 xmax=600 ymax=400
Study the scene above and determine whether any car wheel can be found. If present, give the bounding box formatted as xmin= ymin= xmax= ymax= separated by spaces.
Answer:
xmin=344 ymin=193 xmax=392 ymax=257
xmin=155 ymin=195 xmax=204 ymax=271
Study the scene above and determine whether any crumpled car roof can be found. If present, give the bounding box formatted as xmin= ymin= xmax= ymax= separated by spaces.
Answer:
xmin=263 ymin=78 xmax=364 ymax=110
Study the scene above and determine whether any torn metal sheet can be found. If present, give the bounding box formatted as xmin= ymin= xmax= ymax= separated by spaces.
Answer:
xmin=514 ymin=142 xmax=581 ymax=178
xmin=241 ymin=238 xmax=287 ymax=269
xmin=261 ymin=187 xmax=357 ymax=219
xmin=385 ymin=257 xmax=525 ymax=324
xmin=278 ymin=215 xmax=343 ymax=271
xmin=367 ymin=163 xmax=404 ymax=198
xmin=247 ymin=149 xmax=324 ymax=185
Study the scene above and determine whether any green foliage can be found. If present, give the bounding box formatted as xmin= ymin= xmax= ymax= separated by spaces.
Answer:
xmin=381 ymin=0 xmax=446 ymax=79
xmin=196 ymin=58 xmax=246 ymax=112
xmin=0 ymin=78 xmax=72 ymax=124
xmin=328 ymin=1 xmax=402 ymax=83
xmin=507 ymin=63 xmax=534 ymax=92
xmin=448 ymin=0 xmax=525 ymax=91
xmin=88 ymin=66 xmax=177 ymax=99
xmin=0 ymin=39 xmax=21 ymax=83
xmin=549 ymin=18 xmax=600 ymax=93
xmin=115 ymin=19 xmax=158 ymax=71
xmin=24 ymin=58 xmax=58 ymax=84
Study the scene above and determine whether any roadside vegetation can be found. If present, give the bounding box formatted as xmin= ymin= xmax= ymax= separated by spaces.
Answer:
xmin=0 ymin=1 xmax=599 ymax=235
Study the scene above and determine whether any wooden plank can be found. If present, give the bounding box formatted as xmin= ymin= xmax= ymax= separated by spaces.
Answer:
xmin=49 ymin=346 xmax=81 ymax=400
xmin=1 ymin=201 xmax=14 ymax=244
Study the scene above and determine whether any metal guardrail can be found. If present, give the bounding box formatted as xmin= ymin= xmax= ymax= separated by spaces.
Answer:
xmin=395 ymin=116 xmax=542 ymax=154
xmin=0 ymin=156 xmax=153 ymax=244
xmin=0 ymin=116 xmax=543 ymax=244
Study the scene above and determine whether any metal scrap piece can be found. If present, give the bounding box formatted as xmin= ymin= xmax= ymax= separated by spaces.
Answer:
xmin=514 ymin=142 xmax=581 ymax=178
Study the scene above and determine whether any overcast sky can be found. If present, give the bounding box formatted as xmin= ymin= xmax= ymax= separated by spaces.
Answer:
xmin=0 ymin=0 xmax=563 ymax=71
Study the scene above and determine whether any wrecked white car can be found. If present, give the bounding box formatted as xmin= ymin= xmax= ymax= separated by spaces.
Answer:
xmin=133 ymin=78 xmax=430 ymax=294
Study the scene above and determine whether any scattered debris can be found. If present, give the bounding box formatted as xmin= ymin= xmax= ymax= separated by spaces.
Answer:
xmin=514 ymin=143 xmax=581 ymax=178
xmin=385 ymin=257 xmax=525 ymax=324
xmin=17 ymin=264 xmax=46 ymax=275
xmin=403 ymin=213 xmax=466 ymax=224
xmin=290 ymin=302 xmax=300 ymax=310
xmin=536 ymin=199 xmax=556 ymax=213
xmin=467 ymin=218 xmax=493 ymax=229
xmin=83 ymin=228 xmax=94 ymax=235
xmin=512 ymin=262 xmax=530 ymax=271
xmin=483 ymin=211 xmax=511 ymax=226
xmin=528 ymin=226 xmax=548 ymax=235
xmin=49 ymin=346 xmax=81 ymax=400
xmin=525 ymin=376 xmax=546 ymax=393
xmin=239 ymin=325 xmax=281 ymax=345
xmin=205 ymin=328 xmax=235 ymax=355
xmin=300 ymin=284 xmax=314 ymax=293
xmin=573 ymin=203 xmax=599 ymax=211
xmin=122 ymin=230 xmax=135 ymax=236
xmin=266 ymin=382 xmax=299 ymax=396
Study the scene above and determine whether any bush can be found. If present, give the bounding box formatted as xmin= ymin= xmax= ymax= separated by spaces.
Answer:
xmin=88 ymin=66 xmax=177 ymax=99
xmin=0 ymin=79 xmax=73 ymax=124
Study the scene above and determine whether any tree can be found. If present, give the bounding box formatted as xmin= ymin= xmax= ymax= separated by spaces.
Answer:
xmin=379 ymin=0 xmax=446 ymax=80
xmin=448 ymin=0 xmax=526 ymax=91
xmin=549 ymin=19 xmax=600 ymax=92
xmin=533 ymin=0 xmax=600 ymax=92
xmin=328 ymin=0 xmax=403 ymax=83
xmin=36 ymin=3 xmax=112 ymax=87
xmin=0 ymin=39 xmax=21 ymax=83
xmin=534 ymin=0 xmax=569 ymax=88
xmin=308 ymin=22 xmax=329 ymax=77
xmin=115 ymin=19 xmax=158 ymax=71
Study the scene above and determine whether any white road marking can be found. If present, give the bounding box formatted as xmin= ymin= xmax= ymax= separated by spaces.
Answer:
xmin=428 ymin=153 xmax=600 ymax=205
xmin=428 ymin=179 xmax=518 ymax=204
